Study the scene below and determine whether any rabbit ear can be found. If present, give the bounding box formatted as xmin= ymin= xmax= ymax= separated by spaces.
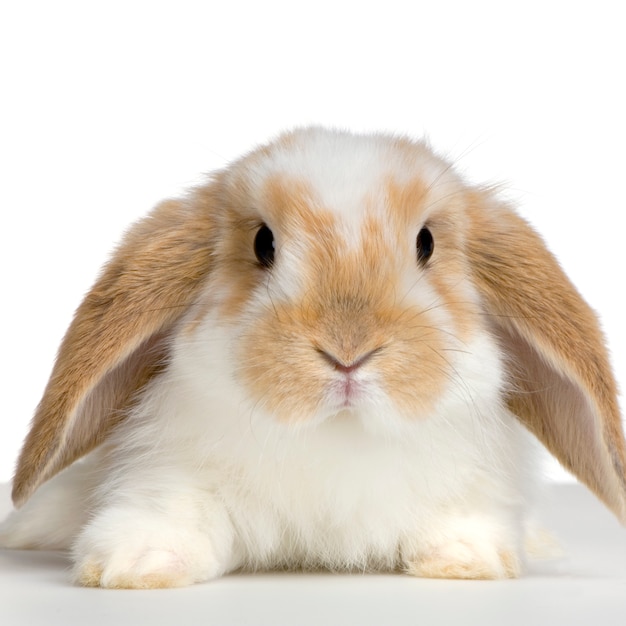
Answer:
xmin=467 ymin=191 xmax=626 ymax=523
xmin=12 ymin=190 xmax=218 ymax=507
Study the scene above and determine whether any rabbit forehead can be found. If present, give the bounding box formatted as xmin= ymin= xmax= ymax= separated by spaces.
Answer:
xmin=234 ymin=127 xmax=459 ymax=233
xmin=210 ymin=128 xmax=474 ymax=326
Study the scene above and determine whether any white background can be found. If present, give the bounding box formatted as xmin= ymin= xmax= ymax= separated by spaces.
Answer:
xmin=0 ymin=1 xmax=624 ymax=483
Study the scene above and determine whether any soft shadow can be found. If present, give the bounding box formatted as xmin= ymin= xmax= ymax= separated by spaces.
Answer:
xmin=0 ymin=547 xmax=71 ymax=574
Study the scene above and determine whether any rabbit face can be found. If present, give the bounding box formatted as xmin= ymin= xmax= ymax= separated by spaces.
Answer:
xmin=182 ymin=130 xmax=486 ymax=431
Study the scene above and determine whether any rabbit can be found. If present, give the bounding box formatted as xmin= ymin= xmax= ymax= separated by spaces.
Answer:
xmin=1 ymin=127 xmax=625 ymax=589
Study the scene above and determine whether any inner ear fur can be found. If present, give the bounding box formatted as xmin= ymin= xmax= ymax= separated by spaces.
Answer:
xmin=12 ymin=185 xmax=220 ymax=507
xmin=468 ymin=190 xmax=626 ymax=523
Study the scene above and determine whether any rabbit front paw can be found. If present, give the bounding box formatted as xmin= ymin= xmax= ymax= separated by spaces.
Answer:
xmin=405 ymin=514 xmax=523 ymax=580
xmin=72 ymin=505 xmax=235 ymax=589
xmin=76 ymin=547 xmax=203 ymax=589
xmin=407 ymin=539 xmax=521 ymax=580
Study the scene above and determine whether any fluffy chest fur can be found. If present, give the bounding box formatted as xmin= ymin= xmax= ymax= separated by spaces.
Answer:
xmin=103 ymin=322 xmax=533 ymax=573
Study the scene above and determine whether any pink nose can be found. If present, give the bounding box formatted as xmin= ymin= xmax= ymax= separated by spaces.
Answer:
xmin=316 ymin=347 xmax=381 ymax=374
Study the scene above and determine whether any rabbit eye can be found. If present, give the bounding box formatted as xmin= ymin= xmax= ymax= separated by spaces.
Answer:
xmin=254 ymin=224 xmax=275 ymax=268
xmin=416 ymin=227 xmax=434 ymax=265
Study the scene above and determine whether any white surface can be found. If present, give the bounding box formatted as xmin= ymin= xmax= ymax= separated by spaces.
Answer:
xmin=1 ymin=483 xmax=625 ymax=625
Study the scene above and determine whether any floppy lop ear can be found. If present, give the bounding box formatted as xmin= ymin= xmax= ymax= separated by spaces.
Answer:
xmin=12 ymin=185 xmax=219 ymax=507
xmin=467 ymin=191 xmax=626 ymax=523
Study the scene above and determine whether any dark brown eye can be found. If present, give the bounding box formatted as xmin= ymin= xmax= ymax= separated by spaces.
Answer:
xmin=416 ymin=227 xmax=434 ymax=265
xmin=254 ymin=224 xmax=275 ymax=268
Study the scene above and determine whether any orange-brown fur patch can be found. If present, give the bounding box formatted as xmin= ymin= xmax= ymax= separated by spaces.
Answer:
xmin=466 ymin=188 xmax=626 ymax=522
xmin=385 ymin=177 xmax=480 ymax=342
xmin=234 ymin=176 xmax=461 ymax=423
xmin=13 ymin=190 xmax=219 ymax=506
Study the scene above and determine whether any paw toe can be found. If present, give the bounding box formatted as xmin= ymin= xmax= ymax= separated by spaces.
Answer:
xmin=408 ymin=541 xmax=521 ymax=580
xmin=75 ymin=549 xmax=193 ymax=589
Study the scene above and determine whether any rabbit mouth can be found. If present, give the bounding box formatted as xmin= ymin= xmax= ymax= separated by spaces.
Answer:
xmin=324 ymin=373 xmax=382 ymax=413
xmin=330 ymin=376 xmax=363 ymax=408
